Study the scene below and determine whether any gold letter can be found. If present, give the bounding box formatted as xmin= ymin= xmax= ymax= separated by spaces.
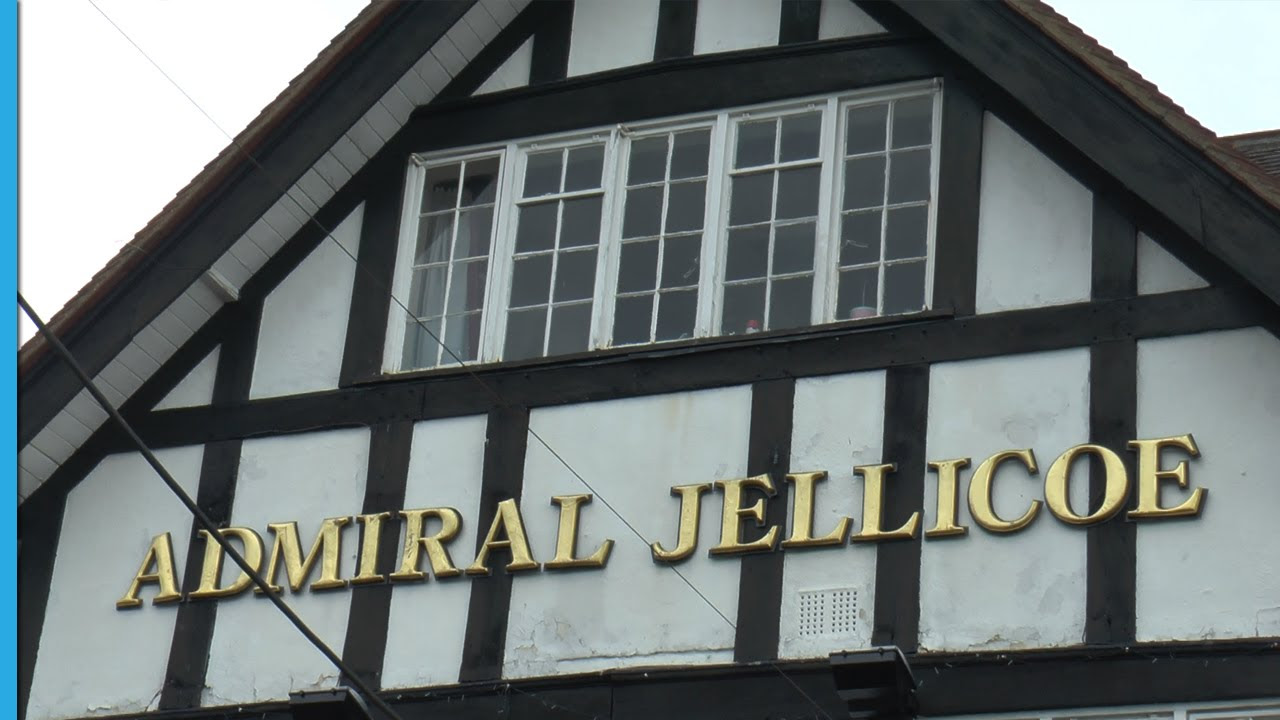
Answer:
xmin=116 ymin=532 xmax=182 ymax=609
xmin=925 ymin=458 xmax=970 ymax=538
xmin=710 ymin=474 xmax=780 ymax=555
xmin=389 ymin=508 xmax=463 ymax=581
xmin=257 ymin=517 xmax=351 ymax=593
xmin=543 ymin=494 xmax=614 ymax=570
xmin=651 ymin=483 xmax=711 ymax=563
xmin=465 ymin=499 xmax=539 ymax=575
xmin=1127 ymin=434 xmax=1205 ymax=519
xmin=1045 ymin=444 xmax=1129 ymax=525
xmin=188 ymin=527 xmax=264 ymax=599
xmin=850 ymin=464 xmax=920 ymax=542
xmin=781 ymin=471 xmax=851 ymax=548
xmin=349 ymin=512 xmax=390 ymax=585
xmin=968 ymin=449 xmax=1041 ymax=533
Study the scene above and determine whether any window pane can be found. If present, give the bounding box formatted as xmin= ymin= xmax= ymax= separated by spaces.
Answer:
xmin=884 ymin=260 xmax=927 ymax=315
xmin=670 ymin=129 xmax=710 ymax=179
xmin=888 ymin=149 xmax=930 ymax=204
xmin=722 ymin=282 xmax=766 ymax=335
xmin=623 ymin=186 xmax=663 ymax=238
xmin=403 ymin=316 xmax=443 ymax=369
xmin=613 ymin=294 xmax=653 ymax=346
xmin=618 ymin=240 xmax=659 ymax=293
xmin=661 ymin=234 xmax=701 ymax=289
xmin=838 ymin=267 xmax=879 ymax=320
xmin=510 ymin=254 xmax=552 ymax=307
xmin=846 ymin=104 xmax=888 ymax=155
xmin=843 ymin=156 xmax=886 ymax=210
xmin=780 ymin=112 xmax=821 ymax=162
xmin=736 ymin=119 xmax=776 ymax=168
xmin=655 ymin=290 xmax=697 ymax=341
xmin=730 ymin=172 xmax=773 ymax=226
xmin=666 ymin=180 xmax=706 ymax=233
xmin=462 ymin=157 xmax=499 ymax=206
xmin=422 ymin=164 xmax=460 ymax=213
xmin=454 ymin=206 xmax=493 ymax=259
xmin=628 ymin=136 xmax=668 ymax=185
xmin=561 ymin=196 xmax=603 ymax=247
xmin=769 ymin=275 xmax=813 ymax=330
xmin=548 ymin=303 xmax=592 ymax=356
xmin=773 ymin=222 xmax=815 ymax=275
xmin=840 ymin=210 xmax=882 ymax=267
xmin=524 ymin=151 xmax=562 ymax=197
xmin=408 ymin=266 xmax=447 ymax=317
xmin=447 ymin=259 xmax=488 ymax=314
xmin=565 ymin=144 xmax=605 ymax=191
xmin=775 ymin=166 xmax=820 ymax=220
xmin=516 ymin=202 xmax=557 ymax=253
xmin=554 ymin=249 xmax=597 ymax=302
xmin=415 ymin=212 xmax=454 ymax=264
xmin=885 ymin=205 xmax=928 ymax=260
xmin=892 ymin=97 xmax=933 ymax=149
xmin=725 ymin=226 xmax=769 ymax=281
xmin=443 ymin=312 xmax=482 ymax=363
xmin=504 ymin=307 xmax=546 ymax=360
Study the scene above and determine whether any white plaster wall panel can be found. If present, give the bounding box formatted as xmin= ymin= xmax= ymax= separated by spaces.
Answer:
xmin=818 ymin=0 xmax=885 ymax=40
xmin=155 ymin=347 xmax=220 ymax=411
xmin=919 ymin=349 xmax=1090 ymax=651
xmin=694 ymin=0 xmax=782 ymax=55
xmin=1136 ymin=232 xmax=1208 ymax=295
xmin=381 ymin=415 xmax=490 ymax=690
xmin=504 ymin=387 xmax=753 ymax=678
xmin=567 ymin=0 xmax=661 ymax=78
xmin=780 ymin=371 xmax=886 ymax=659
xmin=250 ymin=203 xmax=363 ymax=400
xmin=476 ymin=38 xmax=534 ymax=95
xmin=1135 ymin=328 xmax=1280 ymax=641
xmin=27 ymin=446 xmax=204 ymax=720
xmin=974 ymin=114 xmax=1092 ymax=314
xmin=203 ymin=428 xmax=370 ymax=705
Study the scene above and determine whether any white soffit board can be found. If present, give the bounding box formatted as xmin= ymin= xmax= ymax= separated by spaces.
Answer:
xmin=153 ymin=346 xmax=221 ymax=411
xmin=694 ymin=0 xmax=782 ymax=55
xmin=819 ymin=0 xmax=885 ymax=39
xmin=567 ymin=0 xmax=661 ymax=77
xmin=1136 ymin=232 xmax=1208 ymax=295
xmin=476 ymin=37 xmax=534 ymax=95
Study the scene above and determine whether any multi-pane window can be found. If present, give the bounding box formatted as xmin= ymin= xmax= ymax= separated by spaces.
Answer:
xmin=388 ymin=83 xmax=940 ymax=373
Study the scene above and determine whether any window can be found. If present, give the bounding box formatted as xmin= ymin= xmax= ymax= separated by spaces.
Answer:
xmin=387 ymin=83 xmax=940 ymax=373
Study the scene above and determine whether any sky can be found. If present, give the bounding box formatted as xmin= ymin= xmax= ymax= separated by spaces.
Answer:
xmin=17 ymin=0 xmax=1280 ymax=344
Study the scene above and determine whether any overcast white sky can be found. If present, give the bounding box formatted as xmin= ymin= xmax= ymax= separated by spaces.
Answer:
xmin=17 ymin=0 xmax=1280 ymax=344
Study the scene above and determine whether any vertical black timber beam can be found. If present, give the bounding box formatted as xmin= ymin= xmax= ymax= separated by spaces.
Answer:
xmin=17 ymin=490 xmax=68 ymax=720
xmin=1086 ymin=196 xmax=1138 ymax=644
xmin=653 ymin=0 xmax=698 ymax=60
xmin=529 ymin=0 xmax=573 ymax=85
xmin=733 ymin=378 xmax=796 ymax=662
xmin=779 ymin=0 xmax=821 ymax=44
xmin=341 ymin=420 xmax=414 ymax=688
xmin=159 ymin=300 xmax=262 ymax=709
xmin=340 ymin=170 xmax=406 ymax=386
xmin=459 ymin=406 xmax=531 ymax=682
xmin=932 ymin=80 xmax=983 ymax=317
xmin=871 ymin=364 xmax=929 ymax=651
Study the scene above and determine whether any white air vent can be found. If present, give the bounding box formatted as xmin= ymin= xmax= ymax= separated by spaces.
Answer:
xmin=797 ymin=588 xmax=858 ymax=638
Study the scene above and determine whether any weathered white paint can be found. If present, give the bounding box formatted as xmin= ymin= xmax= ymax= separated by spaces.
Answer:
xmin=27 ymin=446 xmax=204 ymax=720
xmin=920 ymin=349 xmax=1090 ymax=651
xmin=475 ymin=37 xmax=533 ymax=95
xmin=818 ymin=0 xmax=884 ymax=39
xmin=504 ymin=387 xmax=752 ymax=678
xmin=694 ymin=0 xmax=781 ymax=55
xmin=250 ymin=203 xmax=364 ymax=400
xmin=567 ymin=0 xmax=660 ymax=78
xmin=1135 ymin=328 xmax=1280 ymax=641
xmin=381 ymin=415 xmax=490 ymax=690
xmin=1136 ymin=232 xmax=1208 ymax=295
xmin=975 ymin=114 xmax=1092 ymax=314
xmin=154 ymin=347 xmax=220 ymax=411
xmin=203 ymin=428 xmax=370 ymax=705
xmin=779 ymin=371 xmax=885 ymax=659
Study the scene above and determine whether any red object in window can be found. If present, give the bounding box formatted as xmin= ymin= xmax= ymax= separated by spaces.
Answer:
xmin=745 ymin=319 xmax=761 ymax=334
